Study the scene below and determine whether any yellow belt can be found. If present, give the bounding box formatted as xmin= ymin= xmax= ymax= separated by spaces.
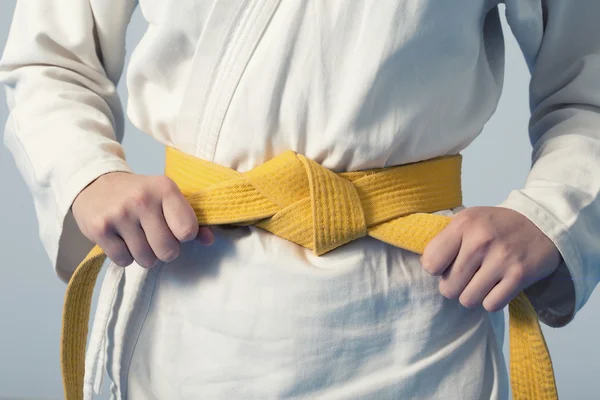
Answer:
xmin=60 ymin=146 xmax=558 ymax=399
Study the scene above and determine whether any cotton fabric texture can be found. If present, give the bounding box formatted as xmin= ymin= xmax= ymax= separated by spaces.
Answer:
xmin=1 ymin=1 xmax=600 ymax=399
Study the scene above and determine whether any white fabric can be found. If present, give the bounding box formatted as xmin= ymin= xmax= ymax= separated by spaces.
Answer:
xmin=2 ymin=0 xmax=600 ymax=398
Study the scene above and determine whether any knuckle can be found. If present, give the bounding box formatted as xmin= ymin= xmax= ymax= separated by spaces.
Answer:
xmin=110 ymin=205 xmax=131 ymax=222
xmin=462 ymin=232 xmax=494 ymax=259
xmin=468 ymin=224 xmax=494 ymax=247
xmin=453 ymin=217 xmax=468 ymax=231
xmin=510 ymin=264 xmax=528 ymax=283
xmin=88 ymin=217 xmax=111 ymax=238
xmin=156 ymin=176 xmax=179 ymax=193
xmin=455 ymin=213 xmax=475 ymax=229
xmin=494 ymin=244 xmax=512 ymax=262
xmin=129 ymin=189 xmax=154 ymax=210
xmin=477 ymin=231 xmax=495 ymax=249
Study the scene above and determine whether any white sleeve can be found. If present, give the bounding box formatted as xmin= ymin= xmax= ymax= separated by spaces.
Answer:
xmin=499 ymin=0 xmax=600 ymax=327
xmin=0 ymin=0 xmax=138 ymax=282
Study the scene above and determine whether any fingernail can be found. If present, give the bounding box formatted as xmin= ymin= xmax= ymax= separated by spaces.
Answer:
xmin=197 ymin=228 xmax=215 ymax=246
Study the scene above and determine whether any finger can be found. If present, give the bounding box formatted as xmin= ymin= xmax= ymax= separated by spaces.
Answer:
xmin=438 ymin=242 xmax=485 ymax=299
xmin=481 ymin=275 xmax=523 ymax=313
xmin=458 ymin=256 xmax=505 ymax=309
xmin=139 ymin=210 xmax=181 ymax=263
xmin=162 ymin=191 xmax=200 ymax=242
xmin=97 ymin=232 xmax=134 ymax=267
xmin=117 ymin=222 xmax=159 ymax=268
xmin=422 ymin=222 xmax=462 ymax=276
xmin=195 ymin=226 xmax=215 ymax=246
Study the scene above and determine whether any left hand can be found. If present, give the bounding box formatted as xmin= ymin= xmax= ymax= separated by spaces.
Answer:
xmin=421 ymin=206 xmax=562 ymax=312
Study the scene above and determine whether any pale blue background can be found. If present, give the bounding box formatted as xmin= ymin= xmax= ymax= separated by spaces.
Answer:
xmin=0 ymin=2 xmax=598 ymax=399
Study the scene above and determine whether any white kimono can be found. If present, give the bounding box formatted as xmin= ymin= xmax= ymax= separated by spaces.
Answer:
xmin=2 ymin=1 xmax=600 ymax=399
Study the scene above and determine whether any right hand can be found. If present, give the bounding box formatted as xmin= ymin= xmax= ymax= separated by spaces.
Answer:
xmin=71 ymin=171 xmax=214 ymax=268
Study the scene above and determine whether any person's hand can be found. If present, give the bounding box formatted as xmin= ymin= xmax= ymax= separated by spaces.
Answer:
xmin=421 ymin=206 xmax=562 ymax=312
xmin=71 ymin=171 xmax=214 ymax=268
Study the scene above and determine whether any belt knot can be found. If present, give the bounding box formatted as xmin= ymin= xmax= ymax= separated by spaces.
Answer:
xmin=247 ymin=151 xmax=368 ymax=255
